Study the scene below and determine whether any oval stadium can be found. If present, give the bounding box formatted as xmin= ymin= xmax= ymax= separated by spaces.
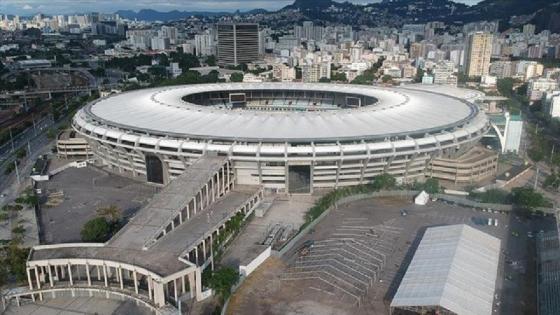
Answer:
xmin=72 ymin=83 xmax=492 ymax=193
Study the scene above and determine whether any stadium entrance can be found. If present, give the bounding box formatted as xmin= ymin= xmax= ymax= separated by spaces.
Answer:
xmin=146 ymin=155 xmax=164 ymax=184
xmin=288 ymin=165 xmax=311 ymax=194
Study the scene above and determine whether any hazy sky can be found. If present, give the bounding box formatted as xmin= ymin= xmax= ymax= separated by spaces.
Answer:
xmin=0 ymin=0 xmax=484 ymax=15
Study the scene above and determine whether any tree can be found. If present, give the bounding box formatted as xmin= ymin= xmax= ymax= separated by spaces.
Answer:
xmin=511 ymin=187 xmax=550 ymax=210
xmin=16 ymin=148 xmax=26 ymax=159
xmin=331 ymin=72 xmax=347 ymax=82
xmin=6 ymin=243 xmax=30 ymax=282
xmin=423 ymin=178 xmax=440 ymax=194
xmin=497 ymin=78 xmax=515 ymax=97
xmin=230 ymin=72 xmax=244 ymax=82
xmin=414 ymin=67 xmax=424 ymax=83
xmin=381 ymin=75 xmax=393 ymax=84
xmin=81 ymin=217 xmax=112 ymax=242
xmin=208 ymin=267 xmax=239 ymax=302
xmin=206 ymin=55 xmax=217 ymax=66
xmin=371 ymin=173 xmax=396 ymax=190
xmin=544 ymin=172 xmax=560 ymax=189
xmin=319 ymin=77 xmax=331 ymax=83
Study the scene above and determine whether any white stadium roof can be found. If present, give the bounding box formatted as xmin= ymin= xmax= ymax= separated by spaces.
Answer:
xmin=83 ymin=83 xmax=484 ymax=142
xmin=390 ymin=224 xmax=501 ymax=315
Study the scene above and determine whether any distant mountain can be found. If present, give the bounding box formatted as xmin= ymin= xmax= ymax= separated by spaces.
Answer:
xmin=115 ymin=9 xmax=230 ymax=21
xmin=114 ymin=0 xmax=560 ymax=33
xmin=275 ymin=0 xmax=560 ymax=32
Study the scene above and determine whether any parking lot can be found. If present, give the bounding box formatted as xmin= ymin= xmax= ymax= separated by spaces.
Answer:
xmin=228 ymin=196 xmax=556 ymax=315
xmin=37 ymin=166 xmax=155 ymax=244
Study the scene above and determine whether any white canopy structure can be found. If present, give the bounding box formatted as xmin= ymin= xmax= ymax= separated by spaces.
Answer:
xmin=391 ymin=224 xmax=501 ymax=315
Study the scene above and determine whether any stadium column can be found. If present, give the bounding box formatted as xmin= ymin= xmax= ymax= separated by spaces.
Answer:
xmin=188 ymin=272 xmax=195 ymax=299
xmin=202 ymin=239 xmax=207 ymax=262
xmin=152 ymin=281 xmax=166 ymax=307
xmin=148 ymin=276 xmax=153 ymax=300
xmin=133 ymin=270 xmax=139 ymax=294
xmin=103 ymin=264 xmax=108 ymax=287
xmin=118 ymin=266 xmax=124 ymax=290
xmin=67 ymin=264 xmax=73 ymax=285
xmin=48 ymin=264 xmax=54 ymax=287
xmin=34 ymin=266 xmax=41 ymax=289
xmin=205 ymin=183 xmax=210 ymax=208
xmin=27 ymin=267 xmax=33 ymax=290
xmin=85 ymin=263 xmax=91 ymax=286
xmin=195 ymin=268 xmax=203 ymax=300
xmin=173 ymin=279 xmax=178 ymax=303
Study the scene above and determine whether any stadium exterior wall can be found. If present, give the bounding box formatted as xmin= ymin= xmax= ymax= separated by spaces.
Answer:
xmin=71 ymin=84 xmax=490 ymax=192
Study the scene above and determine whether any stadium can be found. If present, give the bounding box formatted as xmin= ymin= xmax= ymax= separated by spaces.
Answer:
xmin=72 ymin=83 xmax=492 ymax=193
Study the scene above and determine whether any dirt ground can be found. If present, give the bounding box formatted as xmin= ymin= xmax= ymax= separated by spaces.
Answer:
xmin=227 ymin=196 xmax=554 ymax=315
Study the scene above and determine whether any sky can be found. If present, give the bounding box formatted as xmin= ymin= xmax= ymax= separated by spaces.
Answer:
xmin=0 ymin=0 xmax=484 ymax=16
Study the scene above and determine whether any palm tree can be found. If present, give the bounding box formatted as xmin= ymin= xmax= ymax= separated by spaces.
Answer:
xmin=96 ymin=205 xmax=121 ymax=222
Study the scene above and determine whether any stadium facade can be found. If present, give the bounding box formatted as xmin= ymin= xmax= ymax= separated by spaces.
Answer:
xmin=72 ymin=83 xmax=491 ymax=193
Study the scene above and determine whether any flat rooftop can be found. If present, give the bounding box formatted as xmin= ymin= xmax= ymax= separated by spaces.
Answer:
xmin=30 ymin=186 xmax=260 ymax=276
xmin=108 ymin=156 xmax=228 ymax=250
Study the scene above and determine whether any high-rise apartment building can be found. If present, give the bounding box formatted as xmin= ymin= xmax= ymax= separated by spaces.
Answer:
xmin=464 ymin=32 xmax=493 ymax=77
xmin=217 ymin=23 xmax=260 ymax=66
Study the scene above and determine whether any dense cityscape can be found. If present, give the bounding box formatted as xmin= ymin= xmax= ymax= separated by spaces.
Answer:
xmin=1 ymin=0 xmax=560 ymax=314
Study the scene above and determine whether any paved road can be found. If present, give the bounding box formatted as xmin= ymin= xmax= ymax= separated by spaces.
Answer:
xmin=0 ymin=115 xmax=67 ymax=208
xmin=0 ymin=114 xmax=53 ymax=160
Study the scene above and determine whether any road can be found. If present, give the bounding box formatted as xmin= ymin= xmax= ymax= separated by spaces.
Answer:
xmin=0 ymin=115 xmax=69 ymax=207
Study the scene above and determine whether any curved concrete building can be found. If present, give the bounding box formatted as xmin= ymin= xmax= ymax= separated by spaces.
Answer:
xmin=72 ymin=83 xmax=490 ymax=192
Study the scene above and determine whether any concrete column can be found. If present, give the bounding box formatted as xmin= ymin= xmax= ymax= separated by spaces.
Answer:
xmin=86 ymin=263 xmax=91 ymax=286
xmin=210 ymin=234 xmax=214 ymax=270
xmin=193 ymin=196 xmax=198 ymax=214
xmin=103 ymin=265 xmax=108 ymax=287
xmin=226 ymin=162 xmax=231 ymax=191
xmin=97 ymin=265 xmax=101 ymax=281
xmin=27 ymin=268 xmax=34 ymax=290
xmin=186 ymin=203 xmax=191 ymax=220
xmin=61 ymin=265 xmax=65 ymax=278
xmin=211 ymin=176 xmax=215 ymax=202
xmin=195 ymin=247 xmax=199 ymax=265
xmin=67 ymin=264 xmax=73 ymax=286
xmin=54 ymin=265 xmax=59 ymax=280
xmin=205 ymin=183 xmax=209 ymax=207
xmin=181 ymin=275 xmax=186 ymax=294
xmin=148 ymin=276 xmax=153 ymax=301
xmin=188 ymin=272 xmax=195 ymax=298
xmin=195 ymin=268 xmax=203 ymax=301
xmin=118 ymin=267 xmax=124 ymax=290
xmin=174 ymin=279 xmax=178 ymax=302
xmin=202 ymin=239 xmax=206 ymax=261
xmin=34 ymin=266 xmax=41 ymax=289
xmin=133 ymin=270 xmax=139 ymax=294
xmin=152 ymin=281 xmax=166 ymax=307
xmin=48 ymin=265 xmax=54 ymax=287
xmin=221 ymin=167 xmax=226 ymax=194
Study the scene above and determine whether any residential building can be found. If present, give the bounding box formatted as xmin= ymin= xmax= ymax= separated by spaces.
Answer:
xmin=464 ymin=32 xmax=493 ymax=77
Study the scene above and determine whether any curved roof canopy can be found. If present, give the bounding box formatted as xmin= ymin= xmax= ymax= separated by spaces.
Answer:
xmin=84 ymin=83 xmax=481 ymax=142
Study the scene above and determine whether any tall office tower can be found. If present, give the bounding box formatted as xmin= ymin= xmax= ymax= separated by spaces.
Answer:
xmin=464 ymin=32 xmax=493 ymax=77
xmin=217 ymin=23 xmax=259 ymax=66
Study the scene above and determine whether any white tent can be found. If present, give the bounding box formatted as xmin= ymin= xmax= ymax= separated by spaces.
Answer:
xmin=414 ymin=190 xmax=429 ymax=205
xmin=391 ymin=224 xmax=501 ymax=315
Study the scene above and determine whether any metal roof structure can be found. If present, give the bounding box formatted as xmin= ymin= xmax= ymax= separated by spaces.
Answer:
xmin=390 ymin=224 xmax=501 ymax=315
xmin=82 ymin=83 xmax=481 ymax=142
